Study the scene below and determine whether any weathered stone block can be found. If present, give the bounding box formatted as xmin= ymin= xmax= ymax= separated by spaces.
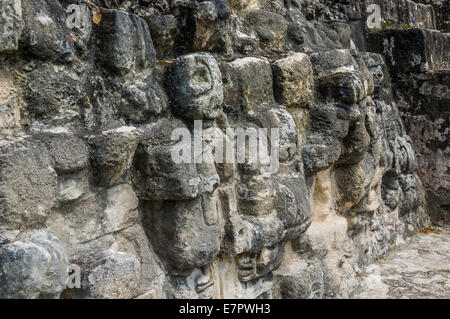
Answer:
xmin=0 ymin=140 xmax=57 ymax=231
xmin=88 ymin=127 xmax=139 ymax=187
xmin=148 ymin=15 xmax=179 ymax=59
xmin=93 ymin=9 xmax=156 ymax=75
xmin=192 ymin=1 xmax=233 ymax=55
xmin=222 ymin=57 xmax=274 ymax=112
xmin=286 ymin=10 xmax=338 ymax=52
xmin=369 ymin=0 xmax=435 ymax=30
xmin=399 ymin=174 xmax=421 ymax=214
xmin=272 ymin=53 xmax=314 ymax=108
xmin=56 ymin=172 xmax=88 ymax=203
xmin=68 ymin=250 xmax=141 ymax=299
xmin=36 ymin=134 xmax=90 ymax=203
xmin=119 ymin=81 xmax=169 ymax=123
xmin=143 ymin=196 xmax=222 ymax=272
xmin=0 ymin=67 xmax=21 ymax=132
xmin=302 ymin=104 xmax=351 ymax=174
xmin=302 ymin=143 xmax=335 ymax=175
xmin=363 ymin=52 xmax=389 ymax=95
xmin=416 ymin=0 xmax=450 ymax=32
xmin=20 ymin=0 xmax=74 ymax=62
xmin=37 ymin=134 xmax=90 ymax=175
xmin=167 ymin=53 xmax=223 ymax=120
xmin=275 ymin=176 xmax=312 ymax=240
xmin=24 ymin=65 xmax=83 ymax=122
xmin=131 ymin=118 xmax=200 ymax=200
xmin=236 ymin=176 xmax=277 ymax=217
xmin=367 ymin=29 xmax=450 ymax=74
xmin=248 ymin=106 xmax=298 ymax=163
xmin=113 ymin=224 xmax=166 ymax=298
xmin=338 ymin=119 xmax=371 ymax=165
xmin=273 ymin=257 xmax=324 ymax=299
xmin=47 ymin=184 xmax=138 ymax=247
xmin=311 ymin=50 xmax=370 ymax=104
xmin=310 ymin=49 xmax=358 ymax=77
xmin=0 ymin=0 xmax=22 ymax=52
xmin=245 ymin=10 xmax=287 ymax=52
xmin=398 ymin=0 xmax=435 ymax=30
xmin=317 ymin=68 xmax=367 ymax=105
xmin=102 ymin=184 xmax=139 ymax=234
xmin=0 ymin=229 xmax=68 ymax=299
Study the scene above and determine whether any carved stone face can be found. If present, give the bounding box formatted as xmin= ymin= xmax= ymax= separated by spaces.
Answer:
xmin=131 ymin=118 xmax=200 ymax=201
xmin=225 ymin=170 xmax=288 ymax=282
xmin=398 ymin=174 xmax=421 ymax=214
xmin=227 ymin=106 xmax=312 ymax=282
xmin=168 ymin=53 xmax=224 ymax=120
xmin=236 ymin=244 xmax=283 ymax=282
xmin=236 ymin=176 xmax=277 ymax=217
xmin=274 ymin=175 xmax=312 ymax=239
xmin=354 ymin=166 xmax=382 ymax=214
xmin=187 ymin=265 xmax=215 ymax=299
xmin=382 ymin=175 xmax=401 ymax=209
xmin=196 ymin=124 xmax=227 ymax=193
xmin=248 ymin=106 xmax=298 ymax=164
xmin=143 ymin=193 xmax=223 ymax=273
xmin=137 ymin=118 xmax=226 ymax=274
xmin=336 ymin=152 xmax=381 ymax=214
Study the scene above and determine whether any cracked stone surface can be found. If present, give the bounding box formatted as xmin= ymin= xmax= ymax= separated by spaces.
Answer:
xmin=356 ymin=227 xmax=450 ymax=299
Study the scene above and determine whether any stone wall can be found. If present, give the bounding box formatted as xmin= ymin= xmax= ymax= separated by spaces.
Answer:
xmin=0 ymin=0 xmax=442 ymax=299
xmin=367 ymin=26 xmax=450 ymax=225
xmin=415 ymin=0 xmax=450 ymax=32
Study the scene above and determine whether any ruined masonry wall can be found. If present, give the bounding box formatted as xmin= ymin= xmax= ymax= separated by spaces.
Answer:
xmin=0 ymin=0 xmax=441 ymax=299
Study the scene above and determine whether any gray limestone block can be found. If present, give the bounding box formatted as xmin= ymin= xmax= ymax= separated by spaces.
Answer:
xmin=93 ymin=9 xmax=156 ymax=75
xmin=0 ymin=228 xmax=68 ymax=299
xmin=192 ymin=1 xmax=233 ymax=55
xmin=19 ymin=0 xmax=74 ymax=62
xmin=167 ymin=52 xmax=224 ymax=120
xmin=87 ymin=126 xmax=139 ymax=187
xmin=143 ymin=196 xmax=222 ymax=272
xmin=272 ymin=257 xmax=325 ymax=299
xmin=46 ymin=184 xmax=138 ymax=248
xmin=66 ymin=249 xmax=141 ymax=299
xmin=0 ymin=0 xmax=22 ymax=52
xmin=244 ymin=10 xmax=287 ymax=52
xmin=119 ymin=81 xmax=169 ymax=123
xmin=338 ymin=118 xmax=371 ymax=165
xmin=112 ymin=223 xmax=167 ymax=298
xmin=37 ymin=134 xmax=90 ymax=175
xmin=148 ymin=15 xmax=179 ymax=59
xmin=221 ymin=57 xmax=274 ymax=112
xmin=274 ymin=176 xmax=312 ymax=241
xmin=131 ymin=118 xmax=200 ymax=200
xmin=23 ymin=64 xmax=84 ymax=121
xmin=272 ymin=53 xmax=314 ymax=108
xmin=0 ymin=139 xmax=57 ymax=231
